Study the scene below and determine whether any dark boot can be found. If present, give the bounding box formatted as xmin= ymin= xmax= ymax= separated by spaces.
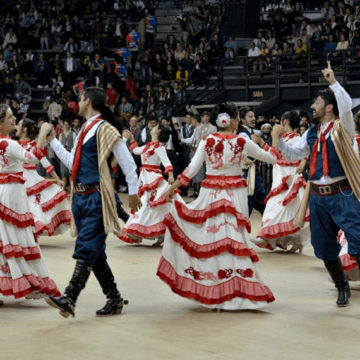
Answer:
xmin=92 ymin=261 xmax=128 ymax=317
xmin=324 ymin=258 xmax=351 ymax=307
xmin=45 ymin=259 xmax=92 ymax=318
xmin=116 ymin=204 xmax=130 ymax=223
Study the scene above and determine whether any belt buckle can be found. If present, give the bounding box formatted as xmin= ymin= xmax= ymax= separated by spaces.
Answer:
xmin=76 ymin=183 xmax=86 ymax=192
xmin=319 ymin=185 xmax=332 ymax=195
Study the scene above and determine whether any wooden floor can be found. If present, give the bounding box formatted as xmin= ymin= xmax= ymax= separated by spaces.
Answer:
xmin=1 ymin=194 xmax=359 ymax=360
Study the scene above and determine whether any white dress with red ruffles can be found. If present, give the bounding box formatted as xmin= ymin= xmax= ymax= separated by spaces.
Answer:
xmin=18 ymin=140 xmax=71 ymax=236
xmin=255 ymin=134 xmax=310 ymax=250
xmin=119 ymin=141 xmax=182 ymax=243
xmin=0 ymin=137 xmax=60 ymax=299
xmin=157 ymin=133 xmax=279 ymax=310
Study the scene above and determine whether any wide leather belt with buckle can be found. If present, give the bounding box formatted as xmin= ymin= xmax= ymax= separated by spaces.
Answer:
xmin=311 ymin=179 xmax=350 ymax=195
xmin=74 ymin=183 xmax=100 ymax=193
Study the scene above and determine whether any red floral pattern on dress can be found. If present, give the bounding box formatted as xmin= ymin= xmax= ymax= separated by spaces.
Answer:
xmin=24 ymin=151 xmax=32 ymax=160
xmin=0 ymin=140 xmax=9 ymax=168
xmin=0 ymin=262 xmax=10 ymax=274
xmin=147 ymin=189 xmax=157 ymax=204
xmin=206 ymin=221 xmax=241 ymax=234
xmin=142 ymin=141 xmax=162 ymax=163
xmin=209 ymin=189 xmax=234 ymax=199
xmin=229 ymin=136 xmax=246 ymax=165
xmin=34 ymin=193 xmax=41 ymax=205
xmin=218 ymin=269 xmax=233 ymax=280
xmin=185 ymin=267 xmax=217 ymax=282
xmin=205 ymin=137 xmax=225 ymax=169
xmin=236 ymin=268 xmax=254 ymax=278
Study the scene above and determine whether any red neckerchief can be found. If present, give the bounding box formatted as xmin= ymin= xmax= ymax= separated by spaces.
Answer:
xmin=281 ymin=132 xmax=299 ymax=142
xmin=71 ymin=115 xmax=102 ymax=182
xmin=309 ymin=121 xmax=335 ymax=179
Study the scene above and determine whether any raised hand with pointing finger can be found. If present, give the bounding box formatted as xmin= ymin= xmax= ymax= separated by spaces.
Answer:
xmin=322 ymin=61 xmax=336 ymax=85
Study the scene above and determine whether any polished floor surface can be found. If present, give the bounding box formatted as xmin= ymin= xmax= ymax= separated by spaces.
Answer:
xmin=1 ymin=194 xmax=359 ymax=360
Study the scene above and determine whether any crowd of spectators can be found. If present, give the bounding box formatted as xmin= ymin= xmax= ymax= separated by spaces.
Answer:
xmin=247 ymin=1 xmax=360 ymax=77
xmin=0 ymin=0 xmax=228 ymax=133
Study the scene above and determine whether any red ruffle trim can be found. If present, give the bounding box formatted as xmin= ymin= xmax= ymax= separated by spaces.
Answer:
xmin=140 ymin=165 xmax=163 ymax=174
xmin=340 ymin=253 xmax=358 ymax=272
xmin=34 ymin=210 xmax=71 ymax=236
xmin=0 ymin=240 xmax=41 ymax=261
xmin=282 ymin=176 xmax=306 ymax=206
xmin=129 ymin=141 xmax=138 ymax=151
xmin=164 ymin=165 xmax=174 ymax=175
xmin=157 ymin=257 xmax=275 ymax=305
xmin=149 ymin=189 xmax=181 ymax=208
xmin=45 ymin=165 xmax=54 ymax=174
xmin=175 ymin=199 xmax=251 ymax=233
xmin=201 ymin=175 xmax=247 ymax=190
xmin=138 ymin=177 xmax=165 ymax=197
xmin=41 ymin=190 xmax=69 ymax=212
xmin=23 ymin=163 xmax=37 ymax=170
xmin=0 ymin=172 xmax=26 ymax=184
xmin=0 ymin=203 xmax=34 ymax=228
xmin=119 ymin=222 xmax=166 ymax=243
xmin=257 ymin=215 xmax=310 ymax=245
xmin=26 ymin=179 xmax=53 ymax=196
xmin=178 ymin=173 xmax=191 ymax=188
xmin=264 ymin=175 xmax=291 ymax=204
xmin=164 ymin=213 xmax=259 ymax=261
xmin=0 ymin=274 xmax=60 ymax=299
xmin=276 ymin=159 xmax=301 ymax=167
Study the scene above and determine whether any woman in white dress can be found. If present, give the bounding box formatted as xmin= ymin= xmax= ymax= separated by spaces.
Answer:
xmin=120 ymin=124 xmax=181 ymax=245
xmin=0 ymin=104 xmax=60 ymax=301
xmin=16 ymin=118 xmax=71 ymax=237
xmin=251 ymin=111 xmax=310 ymax=253
xmin=157 ymin=103 xmax=279 ymax=311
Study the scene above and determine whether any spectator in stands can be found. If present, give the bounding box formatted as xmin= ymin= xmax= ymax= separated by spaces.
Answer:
xmin=206 ymin=14 xmax=220 ymax=42
xmin=19 ymin=97 xmax=30 ymax=117
xmin=266 ymin=14 xmax=280 ymax=38
xmin=80 ymin=39 xmax=94 ymax=56
xmin=247 ymin=41 xmax=260 ymax=72
xmin=299 ymin=123 xmax=309 ymax=136
xmin=197 ymin=0 xmax=210 ymax=25
xmin=64 ymin=37 xmax=78 ymax=55
xmin=119 ymin=95 xmax=133 ymax=127
xmin=321 ymin=1 xmax=335 ymax=20
xmin=157 ymin=84 xmax=167 ymax=105
xmin=3 ymin=28 xmax=17 ymax=49
xmin=254 ymin=31 xmax=266 ymax=49
xmin=347 ymin=13 xmax=357 ymax=31
xmin=323 ymin=33 xmax=338 ymax=63
xmin=9 ymin=54 xmax=22 ymax=74
xmin=179 ymin=50 xmax=194 ymax=71
xmin=311 ymin=25 xmax=324 ymax=54
xmin=173 ymin=80 xmax=186 ymax=106
xmin=266 ymin=30 xmax=276 ymax=50
xmin=147 ymin=95 xmax=158 ymax=115
xmin=4 ymin=43 xmax=16 ymax=63
xmin=0 ymin=53 xmax=5 ymax=72
xmin=106 ymin=82 xmax=118 ymax=112
xmin=90 ymin=52 xmax=105 ymax=87
xmin=197 ymin=41 xmax=208 ymax=62
xmin=152 ymin=52 xmax=166 ymax=85
xmin=165 ymin=50 xmax=178 ymax=70
xmin=63 ymin=51 xmax=78 ymax=89
xmin=34 ymin=53 xmax=50 ymax=88
xmin=126 ymin=24 xmax=140 ymax=72
xmin=161 ymin=64 xmax=176 ymax=85
xmin=179 ymin=14 xmax=190 ymax=47
xmin=334 ymin=32 xmax=350 ymax=64
xmin=176 ymin=63 xmax=189 ymax=86
xmin=50 ymin=53 xmax=64 ymax=79
xmin=145 ymin=11 xmax=157 ymax=49
xmin=40 ymin=20 xmax=51 ymax=50
xmin=292 ymin=38 xmax=308 ymax=68
xmin=280 ymin=40 xmax=293 ymax=69
xmin=52 ymin=37 xmax=65 ymax=54
xmin=13 ymin=73 xmax=32 ymax=104
xmin=174 ymin=42 xmax=186 ymax=61
xmin=51 ymin=19 xmax=64 ymax=43
xmin=114 ymin=17 xmax=127 ymax=47
xmin=134 ymin=95 xmax=148 ymax=117
xmin=224 ymin=36 xmax=238 ymax=64
xmin=187 ymin=43 xmax=197 ymax=60
xmin=253 ymin=41 xmax=269 ymax=72
xmin=208 ymin=33 xmax=224 ymax=62
xmin=100 ymin=18 xmax=114 ymax=50
xmin=167 ymin=34 xmax=177 ymax=52
xmin=2 ymin=62 xmax=14 ymax=81
xmin=192 ymin=53 xmax=208 ymax=85
xmin=189 ymin=14 xmax=203 ymax=46
xmin=2 ymin=76 xmax=15 ymax=100
xmin=71 ymin=118 xmax=82 ymax=136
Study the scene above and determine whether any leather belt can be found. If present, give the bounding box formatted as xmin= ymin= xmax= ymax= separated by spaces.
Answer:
xmin=74 ymin=183 xmax=100 ymax=194
xmin=311 ymin=179 xmax=351 ymax=196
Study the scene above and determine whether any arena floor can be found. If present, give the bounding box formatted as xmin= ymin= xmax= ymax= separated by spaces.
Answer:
xmin=1 ymin=194 xmax=359 ymax=360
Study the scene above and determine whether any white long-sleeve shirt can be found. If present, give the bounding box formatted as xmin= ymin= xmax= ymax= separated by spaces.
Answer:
xmin=278 ymin=81 xmax=353 ymax=185
xmin=50 ymin=114 xmax=139 ymax=195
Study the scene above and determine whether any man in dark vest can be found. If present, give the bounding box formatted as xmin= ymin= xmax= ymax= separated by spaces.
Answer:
xmin=272 ymin=62 xmax=360 ymax=308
